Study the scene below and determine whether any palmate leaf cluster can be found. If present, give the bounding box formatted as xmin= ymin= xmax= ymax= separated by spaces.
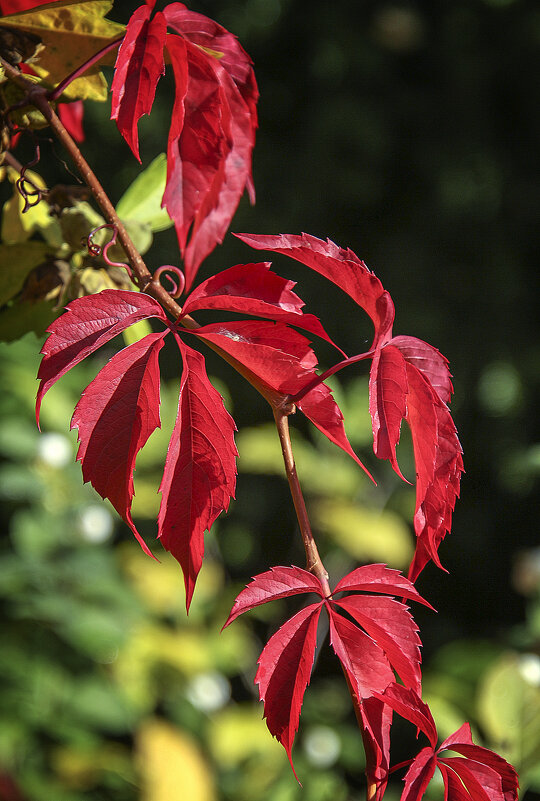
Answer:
xmin=0 ymin=0 xmax=531 ymax=799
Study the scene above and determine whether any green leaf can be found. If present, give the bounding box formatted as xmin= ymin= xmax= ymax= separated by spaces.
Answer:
xmin=116 ymin=154 xmax=173 ymax=232
xmin=477 ymin=651 xmax=540 ymax=776
xmin=0 ymin=242 xmax=51 ymax=306
xmin=59 ymin=201 xmax=105 ymax=251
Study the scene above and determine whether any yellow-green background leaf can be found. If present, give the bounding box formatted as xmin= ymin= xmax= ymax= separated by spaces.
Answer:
xmin=2 ymin=1 xmax=125 ymax=101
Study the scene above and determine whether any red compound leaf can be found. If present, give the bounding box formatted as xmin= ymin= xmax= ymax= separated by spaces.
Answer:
xmin=111 ymin=3 xmax=166 ymax=161
xmin=158 ymin=337 xmax=237 ymax=609
xmin=36 ymin=290 xmax=167 ymax=426
xmin=237 ymin=232 xmax=464 ymax=576
xmin=226 ymin=565 xmax=428 ymax=779
xmin=71 ymin=331 xmax=166 ymax=556
xmin=255 ymin=603 xmax=322 ymax=779
xmin=374 ymin=685 xmax=519 ymax=801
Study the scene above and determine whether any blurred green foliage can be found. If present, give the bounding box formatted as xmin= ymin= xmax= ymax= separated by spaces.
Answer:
xmin=1 ymin=333 xmax=540 ymax=798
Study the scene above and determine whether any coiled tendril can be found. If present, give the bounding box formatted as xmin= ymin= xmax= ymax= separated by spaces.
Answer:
xmin=86 ymin=224 xmax=132 ymax=276
xmin=153 ymin=264 xmax=185 ymax=298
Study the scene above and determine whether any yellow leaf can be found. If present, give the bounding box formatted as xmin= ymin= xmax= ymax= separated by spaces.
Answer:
xmin=1 ymin=165 xmax=60 ymax=244
xmin=136 ymin=720 xmax=216 ymax=801
xmin=2 ymin=1 xmax=125 ymax=101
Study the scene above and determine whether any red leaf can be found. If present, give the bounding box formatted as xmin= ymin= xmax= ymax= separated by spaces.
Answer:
xmin=58 ymin=101 xmax=84 ymax=143
xmin=163 ymin=2 xmax=258 ymax=112
xmin=376 ymin=687 xmax=519 ymax=801
xmin=181 ymin=261 xmax=303 ymax=316
xmin=111 ymin=4 xmax=166 ymax=162
xmin=438 ymin=764 xmax=477 ymax=800
xmin=438 ymin=758 xmax=497 ymax=801
xmin=71 ymin=332 xmax=165 ymax=557
xmin=374 ymin=684 xmax=438 ymax=748
xmin=162 ymin=35 xmax=227 ymax=284
xmin=235 ymin=232 xmax=395 ymax=348
xmin=36 ymin=290 xmax=168 ymax=425
xmin=161 ymin=8 xmax=258 ymax=288
xmin=369 ymin=344 xmax=408 ymax=479
xmin=191 ymin=319 xmax=368 ymax=472
xmin=401 ymin=747 xmax=438 ymax=801
xmin=223 ymin=565 xmax=324 ymax=628
xmin=328 ymin=607 xmax=395 ymax=699
xmin=359 ymin=697 xmax=393 ymax=801
xmin=391 ymin=334 xmax=454 ymax=406
xmin=333 ymin=563 xmax=434 ymax=609
xmin=189 ymin=319 xmax=318 ymax=395
xmin=181 ymin=262 xmax=340 ymax=349
xmin=405 ymin=362 xmax=464 ymax=581
xmin=182 ymin=61 xmax=256 ymax=285
xmin=335 ymin=594 xmax=423 ymax=693
xmin=368 ymin=345 xmax=463 ymax=579
xmin=255 ymin=602 xmax=322 ymax=777
xmin=438 ymin=721 xmax=475 ymax=750
xmin=296 ymin=381 xmax=373 ymax=479
xmin=158 ymin=338 xmax=237 ymax=609
xmin=0 ymin=0 xmax=53 ymax=12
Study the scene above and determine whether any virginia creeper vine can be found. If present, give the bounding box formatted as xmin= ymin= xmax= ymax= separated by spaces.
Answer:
xmin=0 ymin=2 xmax=518 ymax=799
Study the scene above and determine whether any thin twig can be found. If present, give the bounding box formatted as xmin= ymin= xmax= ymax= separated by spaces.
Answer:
xmin=273 ymin=408 xmax=332 ymax=595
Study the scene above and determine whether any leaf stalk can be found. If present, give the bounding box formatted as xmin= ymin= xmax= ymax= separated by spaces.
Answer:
xmin=291 ymin=348 xmax=375 ymax=404
xmin=48 ymin=37 xmax=125 ymax=101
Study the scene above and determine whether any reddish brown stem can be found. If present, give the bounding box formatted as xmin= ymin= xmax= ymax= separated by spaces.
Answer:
xmin=48 ymin=37 xmax=124 ymax=101
xmin=273 ymin=408 xmax=331 ymax=595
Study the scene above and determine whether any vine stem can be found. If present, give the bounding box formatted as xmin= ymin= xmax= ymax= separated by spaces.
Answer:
xmin=273 ymin=408 xmax=331 ymax=595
